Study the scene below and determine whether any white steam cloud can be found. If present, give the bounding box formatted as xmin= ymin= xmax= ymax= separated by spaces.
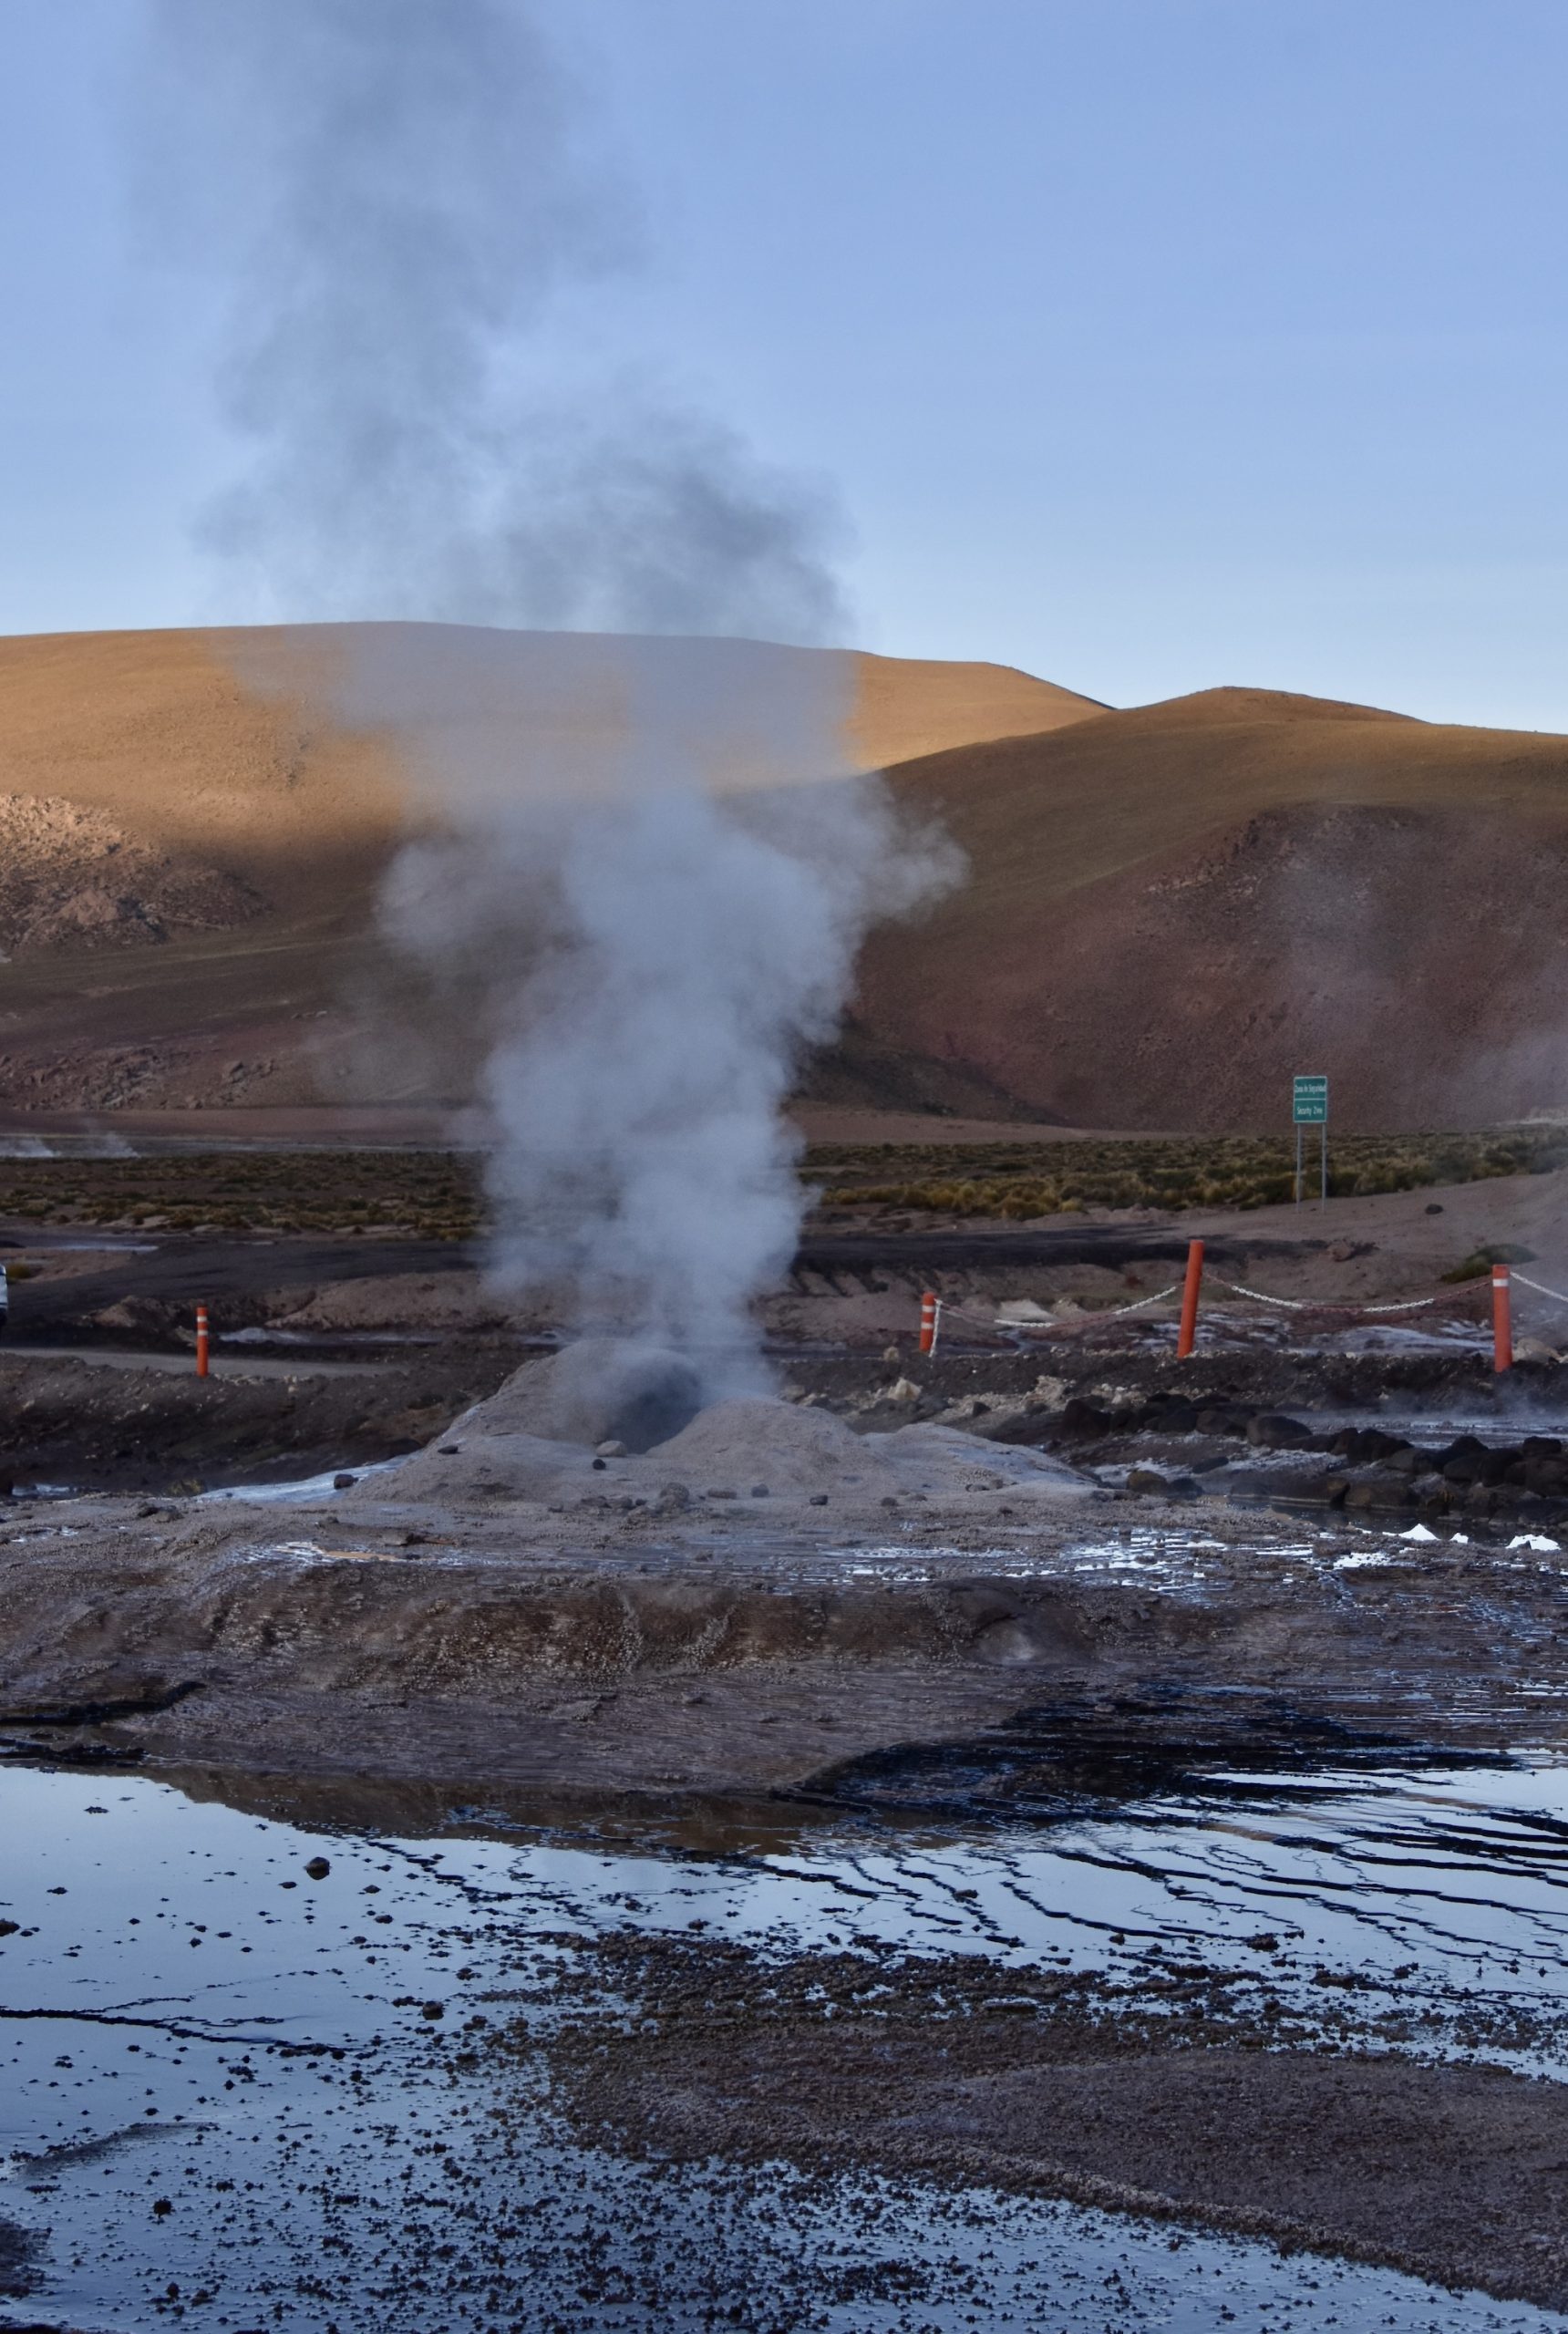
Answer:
xmin=139 ymin=0 xmax=954 ymax=1387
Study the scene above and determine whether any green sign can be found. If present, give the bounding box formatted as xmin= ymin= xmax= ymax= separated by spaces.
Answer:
xmin=1293 ymin=1074 xmax=1328 ymax=1125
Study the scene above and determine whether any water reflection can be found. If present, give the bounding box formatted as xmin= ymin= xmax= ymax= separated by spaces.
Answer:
xmin=3 ymin=1758 xmax=1568 ymax=2329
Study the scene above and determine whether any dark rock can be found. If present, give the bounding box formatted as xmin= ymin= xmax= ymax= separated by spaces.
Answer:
xmin=332 ymin=1472 xmax=356 ymax=1491
xmin=1441 ymin=1444 xmax=1514 ymax=1486
xmin=1341 ymin=1477 xmax=1415 ymax=1512
xmin=1057 ymin=1397 xmax=1113 ymax=1438
xmin=1225 ymin=1466 xmax=1339 ymax=1504
xmin=304 ymin=1856 xmax=330 ymax=1880
xmin=1246 ymin=1413 xmax=1315 ymax=1450
xmin=1150 ymin=1399 xmax=1198 ymax=1433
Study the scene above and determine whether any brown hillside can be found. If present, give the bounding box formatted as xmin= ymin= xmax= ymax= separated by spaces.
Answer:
xmin=858 ymin=688 xmax=1568 ymax=1131
xmin=11 ymin=630 xmax=1565 ymax=1133
xmin=0 ymin=625 xmax=1099 ymax=891
xmin=0 ymin=624 xmax=1099 ymax=1116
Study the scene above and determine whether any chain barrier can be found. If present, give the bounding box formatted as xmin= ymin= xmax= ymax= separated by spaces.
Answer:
xmin=1208 ymin=1277 xmax=1441 ymax=1317
xmin=936 ymin=1283 xmax=1182 ymax=1336
xmin=933 ymin=1276 xmax=1447 ymax=1338
xmin=1511 ymin=1272 xmax=1568 ymax=1307
xmin=923 ymin=1258 xmax=1506 ymax=1347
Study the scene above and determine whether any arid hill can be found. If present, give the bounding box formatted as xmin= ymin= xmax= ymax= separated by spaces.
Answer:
xmin=0 ymin=623 xmax=1099 ymax=1115
xmin=857 ymin=687 xmax=1568 ymax=1130
xmin=7 ymin=630 xmax=1568 ymax=1131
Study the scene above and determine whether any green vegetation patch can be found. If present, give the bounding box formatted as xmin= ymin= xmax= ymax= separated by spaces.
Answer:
xmin=806 ymin=1125 xmax=1568 ymax=1219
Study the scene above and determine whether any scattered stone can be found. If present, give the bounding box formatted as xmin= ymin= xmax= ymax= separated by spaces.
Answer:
xmin=333 ymin=1472 xmax=357 ymax=1490
xmin=1057 ymin=1397 xmax=1113 ymax=1438
xmin=304 ymin=1856 xmax=330 ymax=1880
xmin=1246 ymin=1413 xmax=1315 ymax=1451
xmin=595 ymin=1440 xmax=627 ymax=1459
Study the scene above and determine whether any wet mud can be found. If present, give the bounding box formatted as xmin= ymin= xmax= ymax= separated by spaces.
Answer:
xmin=542 ymin=1931 xmax=1568 ymax=2313
xmin=0 ymin=1344 xmax=514 ymax=1498
xmin=6 ymin=1757 xmax=1568 ymax=2330
xmin=9 ymin=1257 xmax=1568 ymax=2323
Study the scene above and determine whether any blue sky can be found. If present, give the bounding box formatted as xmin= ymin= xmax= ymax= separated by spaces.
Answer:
xmin=5 ymin=0 xmax=1568 ymax=725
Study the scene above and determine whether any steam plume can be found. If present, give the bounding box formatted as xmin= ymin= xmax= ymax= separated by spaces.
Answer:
xmin=141 ymin=0 xmax=953 ymax=1385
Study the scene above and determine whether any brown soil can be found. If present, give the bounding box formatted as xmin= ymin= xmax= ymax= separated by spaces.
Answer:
xmin=0 ymin=794 xmax=264 ymax=957
xmin=0 ymin=1342 xmax=506 ymax=1497
xmin=5 ymin=1398 xmax=1568 ymax=1795
xmin=27 ymin=629 xmax=1568 ymax=1135
xmin=542 ymin=1934 xmax=1568 ymax=2314
xmin=0 ymin=624 xmax=1096 ymax=1118
xmin=862 ymin=685 xmax=1568 ymax=1129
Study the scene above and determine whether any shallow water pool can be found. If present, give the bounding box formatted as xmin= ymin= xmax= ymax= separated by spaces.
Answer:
xmin=4 ymin=1757 xmax=1567 ymax=2331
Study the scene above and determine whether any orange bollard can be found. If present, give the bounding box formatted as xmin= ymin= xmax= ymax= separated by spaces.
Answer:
xmin=1492 ymin=1264 xmax=1512 ymax=1373
xmin=1176 ymin=1238 xmax=1205 ymax=1360
xmin=919 ymin=1290 xmax=941 ymax=1356
xmin=195 ymin=1302 xmax=210 ymax=1379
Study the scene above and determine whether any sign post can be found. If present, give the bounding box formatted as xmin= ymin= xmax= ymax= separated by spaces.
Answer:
xmin=1292 ymin=1075 xmax=1328 ymax=1205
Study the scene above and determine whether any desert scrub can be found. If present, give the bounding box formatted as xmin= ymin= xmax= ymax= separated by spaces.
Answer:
xmin=0 ymin=1151 xmax=484 ymax=1237
xmin=809 ymin=1125 xmax=1568 ymax=1219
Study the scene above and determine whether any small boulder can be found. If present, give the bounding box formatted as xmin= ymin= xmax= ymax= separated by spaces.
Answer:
xmin=1246 ymin=1414 xmax=1315 ymax=1451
